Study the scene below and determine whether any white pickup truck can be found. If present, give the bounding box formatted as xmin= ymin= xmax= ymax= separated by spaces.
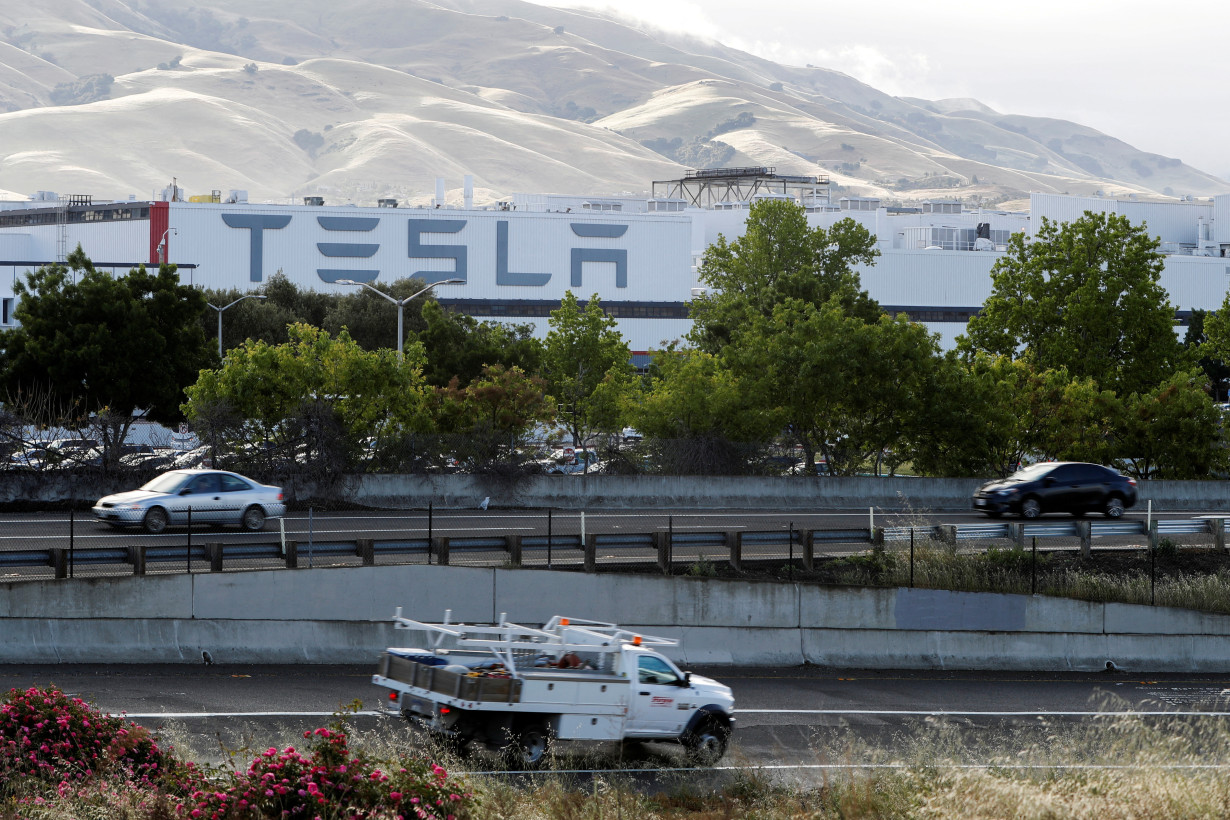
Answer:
xmin=372 ymin=610 xmax=735 ymax=766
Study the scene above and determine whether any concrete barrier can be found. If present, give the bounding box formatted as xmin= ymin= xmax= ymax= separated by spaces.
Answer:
xmin=4 ymin=565 xmax=1230 ymax=671
xmin=6 ymin=471 xmax=1229 ymax=513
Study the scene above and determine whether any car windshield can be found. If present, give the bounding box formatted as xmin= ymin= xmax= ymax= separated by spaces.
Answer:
xmin=1011 ymin=463 xmax=1057 ymax=481
xmin=140 ymin=472 xmax=192 ymax=494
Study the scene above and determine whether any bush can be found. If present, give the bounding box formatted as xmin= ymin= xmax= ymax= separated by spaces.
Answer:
xmin=0 ymin=687 xmax=172 ymax=791
xmin=187 ymin=725 xmax=476 ymax=819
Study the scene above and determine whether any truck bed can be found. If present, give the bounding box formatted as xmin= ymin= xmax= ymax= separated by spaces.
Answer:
xmin=377 ymin=651 xmax=524 ymax=703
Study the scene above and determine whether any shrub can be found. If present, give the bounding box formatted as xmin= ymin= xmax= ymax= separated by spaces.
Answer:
xmin=0 ymin=687 xmax=171 ymax=790
xmin=187 ymin=725 xmax=476 ymax=819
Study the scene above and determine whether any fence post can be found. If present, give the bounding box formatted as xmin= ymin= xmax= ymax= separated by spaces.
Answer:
xmin=208 ymin=543 xmax=223 ymax=572
xmin=726 ymin=530 xmax=741 ymax=571
xmin=870 ymin=526 xmax=884 ymax=548
xmin=51 ymin=548 xmax=68 ymax=580
xmin=802 ymin=530 xmax=815 ymax=571
xmin=129 ymin=545 xmax=146 ymax=577
xmin=1078 ymin=520 xmax=1092 ymax=559
xmin=509 ymin=534 xmax=522 ymax=567
xmin=1207 ymin=518 xmax=1226 ymax=553
xmin=433 ymin=536 xmax=450 ymax=566
xmin=1009 ymin=523 xmax=1024 ymax=548
xmin=1149 ymin=519 xmax=1159 ymax=554
xmin=584 ymin=533 xmax=597 ymax=573
xmin=655 ymin=530 xmax=669 ymax=574
xmin=284 ymin=540 xmax=298 ymax=569
xmin=357 ymin=539 xmax=375 ymax=567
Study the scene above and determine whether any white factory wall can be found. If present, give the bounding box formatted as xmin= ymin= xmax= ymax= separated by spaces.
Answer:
xmin=167 ymin=204 xmax=694 ymax=303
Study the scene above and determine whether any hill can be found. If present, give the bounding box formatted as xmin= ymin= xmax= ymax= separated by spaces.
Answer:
xmin=0 ymin=0 xmax=1223 ymax=206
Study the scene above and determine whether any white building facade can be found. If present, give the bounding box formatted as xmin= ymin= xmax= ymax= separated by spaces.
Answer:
xmin=1 ymin=182 xmax=1228 ymax=355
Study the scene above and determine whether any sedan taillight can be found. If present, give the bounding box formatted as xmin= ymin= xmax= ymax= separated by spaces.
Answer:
xmin=1127 ymin=478 xmax=1137 ymax=486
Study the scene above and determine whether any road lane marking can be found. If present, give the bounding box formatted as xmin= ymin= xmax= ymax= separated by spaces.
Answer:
xmin=740 ymin=709 xmax=1230 ymax=716
xmin=117 ymin=708 xmax=1230 ymax=719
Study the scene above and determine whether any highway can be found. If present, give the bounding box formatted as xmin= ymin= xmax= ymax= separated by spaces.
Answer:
xmin=2 ymin=664 xmax=1227 ymax=776
xmin=0 ymin=505 xmax=1204 ymax=549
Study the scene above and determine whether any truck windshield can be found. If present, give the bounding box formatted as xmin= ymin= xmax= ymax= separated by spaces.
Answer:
xmin=638 ymin=655 xmax=681 ymax=685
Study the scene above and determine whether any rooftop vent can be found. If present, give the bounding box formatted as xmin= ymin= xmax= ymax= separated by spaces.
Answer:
xmin=304 ymin=196 xmax=325 ymax=206
xmin=378 ymin=198 xmax=399 ymax=208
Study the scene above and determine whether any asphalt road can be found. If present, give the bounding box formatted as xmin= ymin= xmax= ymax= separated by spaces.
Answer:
xmin=0 ymin=505 xmax=1204 ymax=550
xmin=3 ymin=664 xmax=1228 ymax=776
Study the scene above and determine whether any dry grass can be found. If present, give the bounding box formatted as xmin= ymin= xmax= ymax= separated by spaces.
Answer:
xmin=12 ymin=700 xmax=1230 ymax=819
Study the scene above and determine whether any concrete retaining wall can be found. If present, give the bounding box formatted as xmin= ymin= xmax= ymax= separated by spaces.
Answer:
xmin=3 ymin=566 xmax=1229 ymax=672
xmin=4 ymin=472 xmax=1229 ymax=512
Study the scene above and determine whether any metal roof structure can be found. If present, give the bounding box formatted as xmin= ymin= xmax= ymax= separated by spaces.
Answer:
xmin=652 ymin=167 xmax=830 ymax=209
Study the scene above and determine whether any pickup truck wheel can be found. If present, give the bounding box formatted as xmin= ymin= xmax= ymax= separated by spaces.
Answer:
xmin=683 ymin=718 xmax=729 ymax=765
xmin=506 ymin=724 xmax=549 ymax=768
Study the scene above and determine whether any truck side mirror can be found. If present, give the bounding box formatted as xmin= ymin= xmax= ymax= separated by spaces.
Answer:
xmin=679 ymin=672 xmax=691 ymax=687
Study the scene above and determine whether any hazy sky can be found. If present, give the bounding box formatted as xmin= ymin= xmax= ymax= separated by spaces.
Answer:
xmin=536 ymin=0 xmax=1230 ymax=180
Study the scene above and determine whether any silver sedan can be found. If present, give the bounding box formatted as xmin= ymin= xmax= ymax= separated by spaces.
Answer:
xmin=92 ymin=469 xmax=286 ymax=534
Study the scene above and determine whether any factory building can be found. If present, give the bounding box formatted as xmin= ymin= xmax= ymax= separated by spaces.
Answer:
xmin=0 ymin=170 xmax=1227 ymax=355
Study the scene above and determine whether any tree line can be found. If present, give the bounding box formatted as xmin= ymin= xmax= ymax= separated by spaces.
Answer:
xmin=1 ymin=200 xmax=1229 ymax=480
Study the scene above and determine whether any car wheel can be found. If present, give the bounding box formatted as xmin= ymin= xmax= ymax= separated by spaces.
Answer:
xmin=143 ymin=507 xmax=169 ymax=534
xmin=1104 ymin=496 xmax=1125 ymax=519
xmin=683 ymin=717 xmax=730 ymax=765
xmin=241 ymin=505 xmax=266 ymax=532
xmin=1019 ymin=498 xmax=1042 ymax=519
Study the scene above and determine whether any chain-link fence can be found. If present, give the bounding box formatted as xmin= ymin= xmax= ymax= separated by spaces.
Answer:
xmin=2 ymin=507 xmax=1228 ymax=603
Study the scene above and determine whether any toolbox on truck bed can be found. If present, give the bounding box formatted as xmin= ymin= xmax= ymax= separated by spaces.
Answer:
xmin=377 ymin=651 xmax=523 ymax=703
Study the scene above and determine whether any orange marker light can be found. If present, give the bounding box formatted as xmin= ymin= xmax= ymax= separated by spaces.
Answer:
xmin=561 ymin=618 xmax=570 ymax=626
xmin=633 ymin=635 xmax=642 ymax=646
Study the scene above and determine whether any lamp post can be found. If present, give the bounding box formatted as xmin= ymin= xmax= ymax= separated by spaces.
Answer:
xmin=336 ymin=278 xmax=464 ymax=357
xmin=207 ymin=294 xmax=266 ymax=360
xmin=156 ymin=228 xmax=178 ymax=265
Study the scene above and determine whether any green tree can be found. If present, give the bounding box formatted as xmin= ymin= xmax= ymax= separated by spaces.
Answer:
xmin=412 ymin=301 xmax=544 ymax=388
xmin=435 ymin=364 xmax=554 ymax=469
xmin=627 ymin=346 xmax=778 ymax=474
xmin=542 ymin=292 xmax=634 ymax=457
xmin=690 ymin=199 xmax=881 ymax=356
xmin=200 ymin=272 xmax=332 ymax=354
xmin=960 ymin=211 xmax=1187 ymax=396
xmin=0 ymin=246 xmax=212 ymax=464
xmin=183 ymin=324 xmax=432 ymax=470
xmin=1112 ymin=369 xmax=1224 ymax=479
xmin=728 ymin=299 xmax=941 ymax=475
xmin=1184 ymin=308 xmax=1230 ymax=401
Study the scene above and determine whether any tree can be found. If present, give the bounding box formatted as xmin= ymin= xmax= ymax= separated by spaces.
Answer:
xmin=412 ymin=301 xmax=544 ymax=388
xmin=541 ymin=292 xmax=634 ymax=457
xmin=435 ymin=364 xmax=554 ymax=470
xmin=0 ymin=246 xmax=212 ymax=465
xmin=1112 ymin=369 xmax=1224 ymax=479
xmin=690 ymin=199 xmax=881 ymax=356
xmin=627 ymin=346 xmax=779 ymax=474
xmin=183 ymin=324 xmax=432 ymax=472
xmin=1184 ymin=308 xmax=1230 ymax=402
xmin=960 ymin=211 xmax=1187 ymax=396
xmin=727 ymin=299 xmax=942 ymax=475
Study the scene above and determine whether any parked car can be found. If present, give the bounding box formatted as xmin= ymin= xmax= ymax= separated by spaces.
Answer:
xmin=92 ymin=469 xmax=285 ymax=534
xmin=972 ymin=462 xmax=1138 ymax=519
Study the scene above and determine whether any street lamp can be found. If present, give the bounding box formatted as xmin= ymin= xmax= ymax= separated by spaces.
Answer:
xmin=336 ymin=278 xmax=464 ymax=357
xmin=207 ymin=294 xmax=266 ymax=359
xmin=156 ymin=228 xmax=178 ymax=265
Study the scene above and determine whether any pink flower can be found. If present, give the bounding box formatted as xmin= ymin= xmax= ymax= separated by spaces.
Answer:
xmin=390 ymin=792 xmax=402 ymax=801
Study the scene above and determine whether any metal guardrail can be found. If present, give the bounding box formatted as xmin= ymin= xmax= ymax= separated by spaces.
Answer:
xmin=3 ymin=517 xmax=1227 ymax=582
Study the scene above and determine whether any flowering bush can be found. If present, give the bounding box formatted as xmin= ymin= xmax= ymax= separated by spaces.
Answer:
xmin=0 ymin=686 xmax=172 ymax=790
xmin=188 ymin=725 xmax=476 ymax=820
